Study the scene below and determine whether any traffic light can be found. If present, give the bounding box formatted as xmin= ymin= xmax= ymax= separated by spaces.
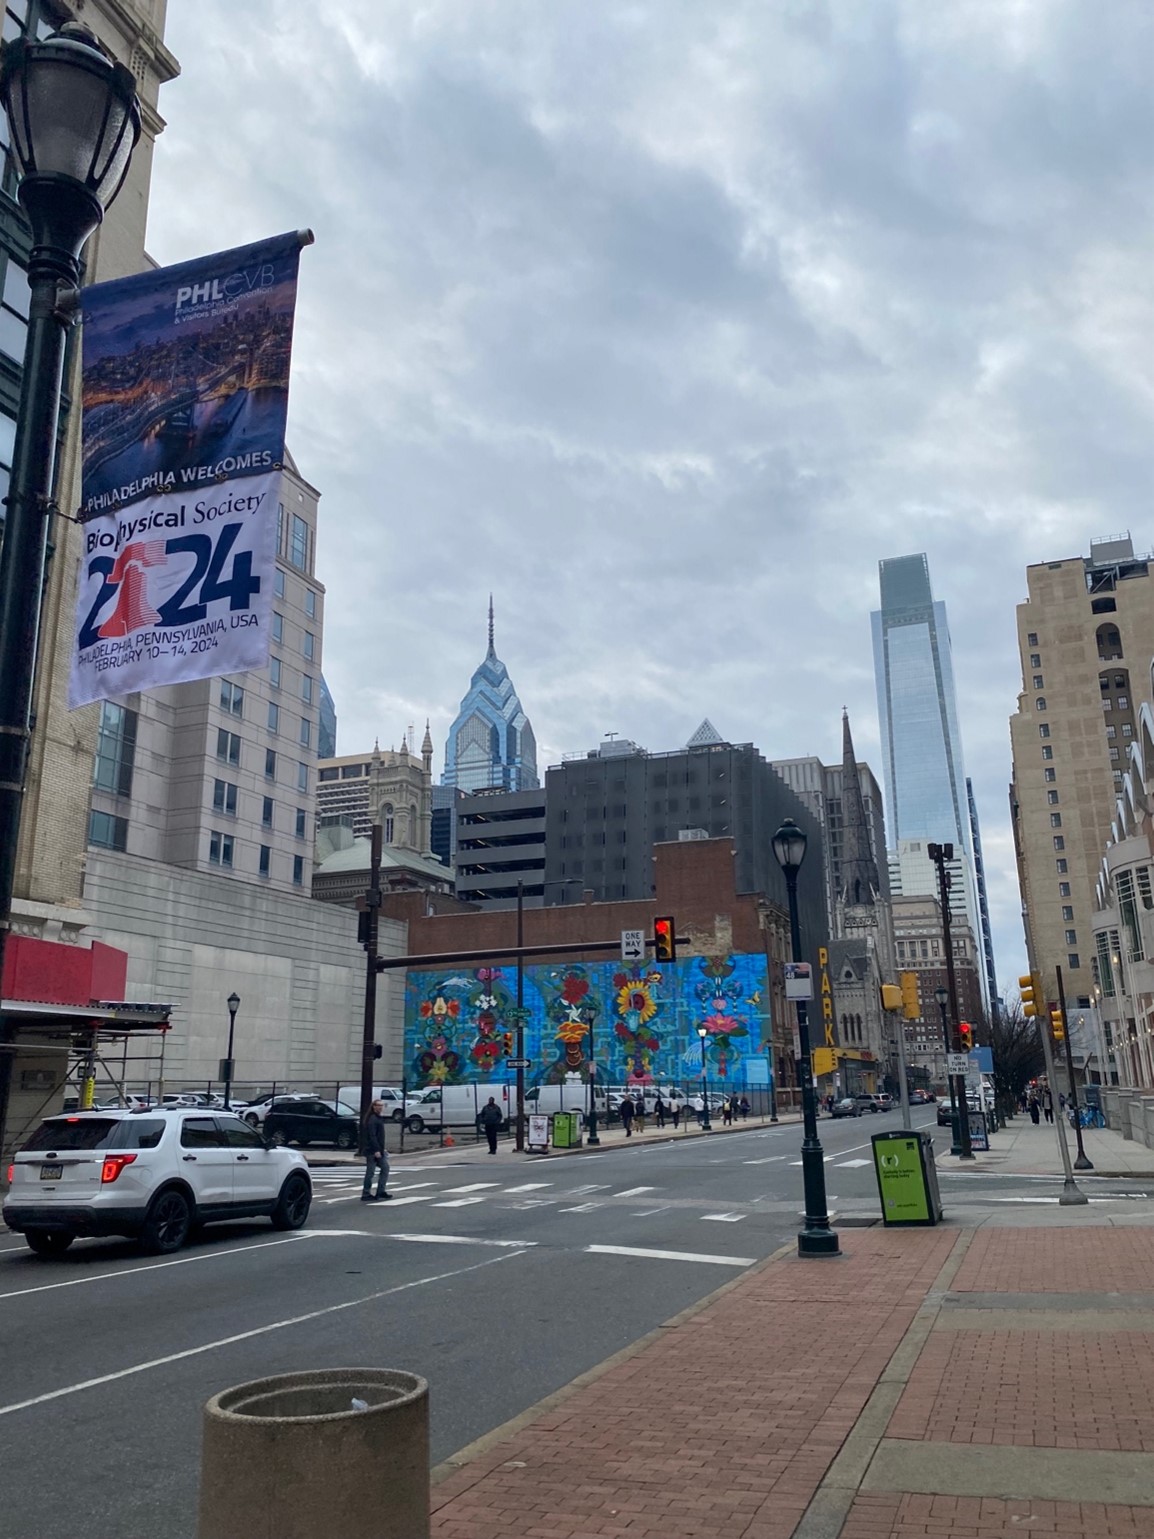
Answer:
xmin=1050 ymin=1007 xmax=1065 ymax=1042
xmin=1019 ymin=973 xmax=1041 ymax=1017
xmin=899 ymin=971 xmax=921 ymax=1020
xmin=501 ymin=1031 xmax=513 ymax=1057
xmin=880 ymin=983 xmax=903 ymax=1012
xmin=653 ymin=916 xmax=676 ymax=963
xmin=958 ymin=1022 xmax=973 ymax=1052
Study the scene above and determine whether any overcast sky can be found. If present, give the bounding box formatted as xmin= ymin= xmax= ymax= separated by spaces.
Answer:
xmin=147 ymin=1 xmax=1152 ymax=990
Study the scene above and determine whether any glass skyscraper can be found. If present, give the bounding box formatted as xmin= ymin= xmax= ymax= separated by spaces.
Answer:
xmin=443 ymin=600 xmax=538 ymax=793
xmin=871 ymin=554 xmax=986 ymax=1000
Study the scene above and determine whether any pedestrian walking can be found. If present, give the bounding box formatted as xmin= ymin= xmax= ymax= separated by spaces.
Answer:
xmin=620 ymin=1095 xmax=634 ymax=1137
xmin=479 ymin=1095 xmax=503 ymax=1155
xmin=1028 ymin=1094 xmax=1041 ymax=1125
xmin=361 ymin=1099 xmax=393 ymax=1201
xmin=633 ymin=1093 xmax=646 ymax=1133
xmin=672 ymin=1101 xmax=681 ymax=1129
xmin=654 ymin=1094 xmax=666 ymax=1128
xmin=1043 ymin=1089 xmax=1054 ymax=1124
xmin=739 ymin=1096 xmax=750 ymax=1120
xmin=721 ymin=1098 xmax=732 ymax=1126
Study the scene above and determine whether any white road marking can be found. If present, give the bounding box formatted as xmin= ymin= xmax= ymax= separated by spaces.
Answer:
xmin=374 ymin=1194 xmax=436 ymax=1207
xmin=701 ymin=1213 xmax=745 ymax=1223
xmin=504 ymin=1182 xmax=552 ymax=1192
xmin=585 ymin=1244 xmax=754 ymax=1268
xmin=743 ymin=1157 xmax=787 ymax=1165
xmin=616 ymin=1186 xmax=656 ymax=1197
xmin=386 ymin=1233 xmax=537 ymax=1248
xmin=0 ymin=1251 xmax=524 ymax=1419
xmin=441 ymin=1183 xmax=501 ymax=1193
xmin=632 ymin=1207 xmax=670 ymax=1216
xmin=834 ymin=1159 xmax=870 ymax=1168
xmin=0 ymin=1235 xmax=310 ymax=1301
xmin=433 ymin=1197 xmax=486 ymax=1208
xmin=559 ymin=1202 xmax=602 ymax=1212
xmin=567 ymin=1184 xmax=609 ymax=1194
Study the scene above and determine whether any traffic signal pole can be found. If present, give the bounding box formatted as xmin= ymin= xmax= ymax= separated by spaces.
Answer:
xmin=1022 ymin=970 xmax=1087 ymax=1205
xmin=1056 ymin=964 xmax=1093 ymax=1171
xmin=928 ymin=844 xmax=973 ymax=1160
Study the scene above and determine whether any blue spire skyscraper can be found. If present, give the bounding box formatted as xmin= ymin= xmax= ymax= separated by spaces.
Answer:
xmin=443 ymin=598 xmax=539 ymax=793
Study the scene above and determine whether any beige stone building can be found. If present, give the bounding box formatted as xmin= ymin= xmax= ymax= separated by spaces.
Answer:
xmin=1010 ymin=535 xmax=1154 ymax=1016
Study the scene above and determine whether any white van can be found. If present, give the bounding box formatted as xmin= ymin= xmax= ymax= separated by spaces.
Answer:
xmin=526 ymin=1083 xmax=606 ymax=1123
xmin=334 ymin=1085 xmax=422 ymax=1123
xmin=408 ymin=1082 xmax=514 ymax=1132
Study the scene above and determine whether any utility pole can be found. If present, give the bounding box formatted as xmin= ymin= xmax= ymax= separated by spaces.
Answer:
xmin=1056 ymin=964 xmax=1092 ymax=1171
xmin=514 ymin=879 xmax=526 ymax=1153
xmin=928 ymin=843 xmax=973 ymax=1160
xmin=358 ymin=823 xmax=383 ymax=1146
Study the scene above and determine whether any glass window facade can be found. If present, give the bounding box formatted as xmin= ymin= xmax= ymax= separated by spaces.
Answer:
xmin=93 ymin=702 xmax=136 ymax=797
xmin=88 ymin=809 xmax=127 ymax=851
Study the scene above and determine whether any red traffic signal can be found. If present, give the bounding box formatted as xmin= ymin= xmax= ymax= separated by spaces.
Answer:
xmin=653 ymin=916 xmax=676 ymax=963
xmin=958 ymin=1022 xmax=973 ymax=1051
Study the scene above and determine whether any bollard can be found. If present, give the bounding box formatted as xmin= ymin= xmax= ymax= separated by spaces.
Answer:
xmin=197 ymin=1367 xmax=429 ymax=1539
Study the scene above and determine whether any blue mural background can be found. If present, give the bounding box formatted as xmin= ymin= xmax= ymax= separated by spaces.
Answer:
xmin=404 ymin=953 xmax=772 ymax=1090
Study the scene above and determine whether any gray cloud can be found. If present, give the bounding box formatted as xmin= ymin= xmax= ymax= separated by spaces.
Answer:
xmin=146 ymin=0 xmax=1154 ymax=986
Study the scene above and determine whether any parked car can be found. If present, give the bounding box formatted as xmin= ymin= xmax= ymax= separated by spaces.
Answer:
xmin=938 ymin=1096 xmax=981 ymax=1127
xmin=237 ymin=1092 xmax=314 ymax=1128
xmin=909 ymin=1089 xmax=930 ymax=1105
xmin=852 ymin=1094 xmax=880 ymax=1114
xmin=872 ymin=1093 xmax=894 ymax=1112
xmin=264 ymin=1098 xmax=359 ymax=1150
xmin=334 ymin=1086 xmax=423 ymax=1124
xmin=830 ymin=1097 xmax=860 ymax=1118
xmin=3 ymin=1109 xmax=312 ymax=1257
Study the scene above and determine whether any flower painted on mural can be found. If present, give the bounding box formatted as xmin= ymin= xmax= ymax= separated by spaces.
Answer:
xmin=419 ymin=995 xmax=460 ymax=1021
xmin=561 ymin=974 xmax=590 ymax=1006
xmin=616 ymin=979 xmax=657 ymax=1023
xmin=476 ymin=967 xmax=503 ymax=984
xmin=476 ymin=1011 xmax=497 ymax=1035
xmin=471 ymin=1038 xmax=502 ymax=1069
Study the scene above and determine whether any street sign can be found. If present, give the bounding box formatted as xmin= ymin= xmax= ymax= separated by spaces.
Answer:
xmin=508 ymin=1057 xmax=531 ymax=1069
xmin=785 ymin=962 xmax=813 ymax=1000
xmin=946 ymin=1052 xmax=970 ymax=1076
xmin=621 ymin=928 xmax=645 ymax=962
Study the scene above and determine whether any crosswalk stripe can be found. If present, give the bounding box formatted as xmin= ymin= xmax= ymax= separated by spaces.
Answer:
xmin=701 ymin=1213 xmax=744 ymax=1222
xmin=504 ymin=1182 xmax=552 ymax=1192
xmin=743 ymin=1157 xmax=786 ymax=1165
xmin=616 ymin=1186 xmax=656 ymax=1197
xmin=441 ymin=1183 xmax=500 ymax=1193
xmin=586 ymin=1244 xmax=754 ymax=1268
xmin=559 ymin=1202 xmax=602 ymax=1212
xmin=834 ymin=1159 xmax=870 ymax=1168
xmin=433 ymin=1197 xmax=486 ymax=1208
xmin=378 ymin=1194 xmax=435 ymax=1207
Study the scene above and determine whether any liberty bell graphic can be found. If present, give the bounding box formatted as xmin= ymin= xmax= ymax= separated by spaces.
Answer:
xmin=98 ymin=540 xmax=166 ymax=637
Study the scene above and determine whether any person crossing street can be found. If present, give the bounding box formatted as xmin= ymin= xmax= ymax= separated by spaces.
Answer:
xmin=361 ymin=1099 xmax=393 ymax=1201
xmin=479 ymin=1096 xmax=504 ymax=1154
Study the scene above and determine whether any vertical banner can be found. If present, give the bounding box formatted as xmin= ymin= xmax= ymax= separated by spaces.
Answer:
xmin=69 ymin=231 xmax=308 ymax=709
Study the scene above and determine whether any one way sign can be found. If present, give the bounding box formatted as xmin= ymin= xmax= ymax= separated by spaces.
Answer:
xmin=621 ymin=929 xmax=645 ymax=962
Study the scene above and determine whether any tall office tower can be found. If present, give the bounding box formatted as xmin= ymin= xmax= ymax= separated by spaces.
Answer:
xmin=1009 ymin=534 xmax=1154 ymax=1009
xmin=967 ymin=777 xmax=1000 ymax=1015
xmin=318 ymin=678 xmax=337 ymax=759
xmin=86 ymin=456 xmax=325 ymax=896
xmin=443 ymin=599 xmax=538 ymax=793
xmin=871 ymin=553 xmax=984 ymax=1004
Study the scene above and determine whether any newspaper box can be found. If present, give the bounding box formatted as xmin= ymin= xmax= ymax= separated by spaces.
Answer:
xmin=872 ymin=1129 xmax=942 ymax=1227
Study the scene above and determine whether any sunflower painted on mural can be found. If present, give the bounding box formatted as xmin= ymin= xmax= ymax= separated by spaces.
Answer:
xmin=692 ymin=955 xmax=751 ymax=1080
xmin=538 ymin=966 xmax=598 ymax=1084
xmin=612 ymin=967 xmax=665 ymax=1084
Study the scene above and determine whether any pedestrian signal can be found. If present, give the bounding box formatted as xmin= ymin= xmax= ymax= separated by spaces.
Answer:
xmin=653 ymin=916 xmax=676 ymax=963
xmin=1019 ymin=974 xmax=1041 ymax=1017
xmin=899 ymin=971 xmax=921 ymax=1020
xmin=1050 ymin=1008 xmax=1065 ymax=1041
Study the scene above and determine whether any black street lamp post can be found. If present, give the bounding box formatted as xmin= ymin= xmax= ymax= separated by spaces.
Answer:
xmin=224 ymin=992 xmax=240 ymax=1109
xmin=934 ymin=985 xmax=962 ymax=1157
xmin=0 ymin=26 xmax=140 ymax=995
xmin=773 ymin=818 xmax=839 ymax=1258
xmin=696 ymin=1025 xmax=711 ymax=1131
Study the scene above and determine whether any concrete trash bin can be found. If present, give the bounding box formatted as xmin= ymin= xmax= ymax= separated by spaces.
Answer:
xmin=197 ymin=1367 xmax=429 ymax=1539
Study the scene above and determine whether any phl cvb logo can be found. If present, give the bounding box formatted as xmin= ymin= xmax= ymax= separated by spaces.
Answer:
xmin=174 ymin=261 xmax=276 ymax=318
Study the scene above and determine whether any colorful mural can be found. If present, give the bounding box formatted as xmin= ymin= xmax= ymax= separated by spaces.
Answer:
xmin=404 ymin=952 xmax=772 ymax=1090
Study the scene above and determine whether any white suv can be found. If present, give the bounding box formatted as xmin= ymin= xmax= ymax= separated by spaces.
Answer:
xmin=3 ymin=1108 xmax=312 ymax=1259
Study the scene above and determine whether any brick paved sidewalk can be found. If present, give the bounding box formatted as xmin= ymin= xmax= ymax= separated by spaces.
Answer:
xmin=431 ymin=1222 xmax=1154 ymax=1539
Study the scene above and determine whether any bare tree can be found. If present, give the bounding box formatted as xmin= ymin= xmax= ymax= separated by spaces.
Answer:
xmin=990 ymin=998 xmax=1045 ymax=1115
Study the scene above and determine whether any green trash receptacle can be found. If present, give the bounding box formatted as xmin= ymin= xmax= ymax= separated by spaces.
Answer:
xmin=551 ymin=1111 xmax=583 ymax=1149
xmin=872 ymin=1129 xmax=942 ymax=1226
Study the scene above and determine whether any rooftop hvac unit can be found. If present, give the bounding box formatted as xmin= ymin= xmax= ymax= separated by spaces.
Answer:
xmin=678 ymin=827 xmax=709 ymax=841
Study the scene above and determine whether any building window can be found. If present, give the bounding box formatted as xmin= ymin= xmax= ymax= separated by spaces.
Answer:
xmin=93 ymin=701 xmax=137 ymax=797
xmin=1062 ymin=906 xmax=1074 ymax=921
xmin=1068 ymin=954 xmax=1080 ymax=970
xmin=267 ymin=701 xmax=280 ymax=734
xmin=1106 ymin=724 xmax=1116 ymax=739
xmin=1047 ymin=790 xmax=1059 ymax=804
xmin=1103 ymin=698 xmax=1112 ymax=712
xmin=265 ymin=749 xmax=277 ymax=780
xmin=302 ymin=674 xmax=313 ymax=705
xmin=270 ymin=658 xmax=281 ymax=690
xmin=212 ymin=779 xmax=237 ymax=816
xmin=299 ymin=717 xmax=311 ymax=748
xmin=294 ymin=807 xmax=306 ymax=838
xmin=272 ymin=612 xmax=284 ymax=644
xmin=274 ymin=568 xmax=285 ymax=599
xmin=1027 ymin=632 xmax=1038 ymax=645
xmin=219 ymin=679 xmax=243 ymax=717
xmin=896 ymin=941 xmax=906 ymax=959
xmin=305 ymin=589 xmax=316 ymax=619
xmin=1042 ymin=745 xmax=1053 ymax=760
xmin=1059 ymin=882 xmax=1071 ymax=897
xmin=297 ymin=762 xmax=308 ymax=792
xmin=216 ymin=729 xmax=240 ymax=768
xmin=1118 ymin=695 xmax=1129 ymax=710
xmin=1056 ymin=858 xmax=1068 ymax=873
xmin=292 ymin=855 xmax=304 ymax=886
xmin=1110 ymin=747 xmax=1120 ymax=762
xmin=1050 ymin=813 xmax=1062 ymax=827
xmin=1039 ymin=724 xmax=1050 ymax=739
xmin=1054 ymin=836 xmax=1065 ymax=851
xmin=262 ymin=796 xmax=274 ymax=829
xmin=259 ymin=845 xmax=271 ymax=878
xmin=88 ymin=809 xmax=127 ymax=851
xmin=1044 ymin=768 xmax=1056 ymax=782
xmin=1065 ymin=929 xmax=1077 ymax=945
xmin=289 ymin=513 xmax=309 ymax=572
xmin=1033 ymin=675 xmax=1044 ymax=689
xmin=1123 ymin=723 xmax=1133 ymax=739
xmin=277 ymin=501 xmax=284 ymax=555
xmin=1030 ymin=653 xmax=1041 ymax=668
xmin=0 ymin=260 xmax=29 ymax=368
xmin=1036 ymin=697 xmax=1046 ymax=711
xmin=209 ymin=830 xmax=234 ymax=868
xmin=303 ymin=630 xmax=315 ymax=662
xmin=383 ymin=803 xmax=394 ymax=843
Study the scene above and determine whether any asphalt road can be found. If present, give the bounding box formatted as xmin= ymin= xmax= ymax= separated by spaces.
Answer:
xmin=2 ymin=1109 xmax=1147 ymax=1539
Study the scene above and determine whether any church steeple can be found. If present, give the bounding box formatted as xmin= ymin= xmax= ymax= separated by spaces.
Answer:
xmin=839 ymin=709 xmax=879 ymax=910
